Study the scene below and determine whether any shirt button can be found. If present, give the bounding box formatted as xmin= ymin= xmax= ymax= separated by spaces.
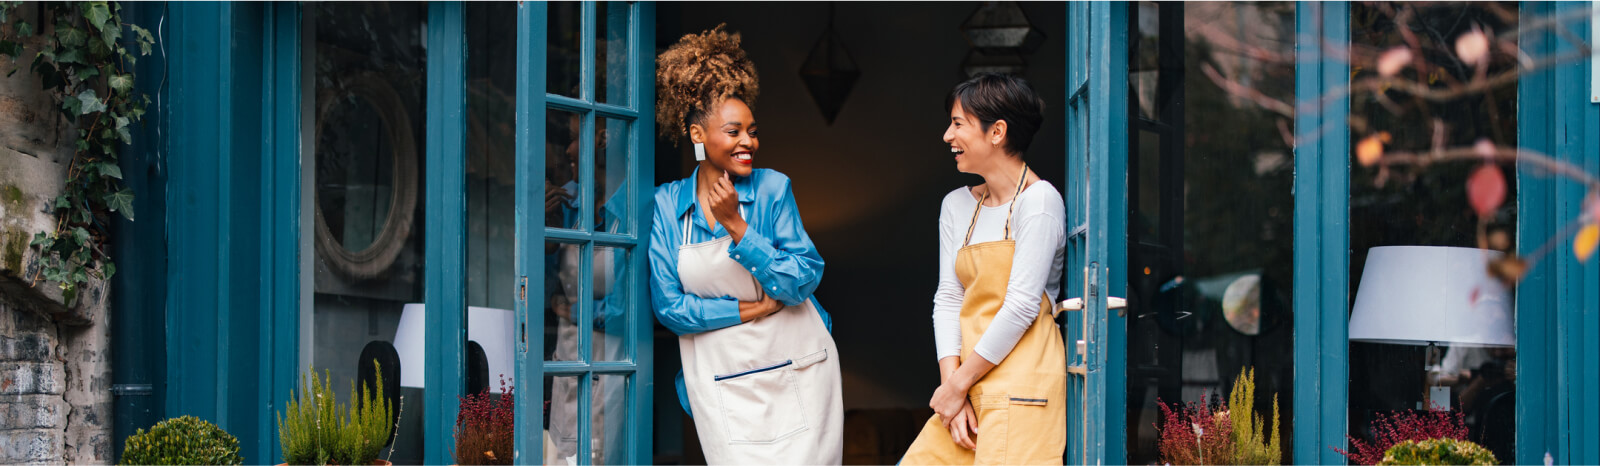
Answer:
xmin=735 ymin=254 xmax=741 ymax=259
xmin=771 ymin=286 xmax=777 ymax=291
xmin=751 ymin=267 xmax=757 ymax=272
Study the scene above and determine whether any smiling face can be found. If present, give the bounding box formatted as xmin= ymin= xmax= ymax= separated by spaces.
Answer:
xmin=942 ymin=100 xmax=1005 ymax=175
xmin=689 ymin=98 xmax=760 ymax=178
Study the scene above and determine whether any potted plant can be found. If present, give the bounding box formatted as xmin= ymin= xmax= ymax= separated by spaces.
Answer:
xmin=1334 ymin=409 xmax=1470 ymax=465
xmin=277 ymin=361 xmax=397 ymax=465
xmin=453 ymin=379 xmax=514 ymax=465
xmin=1379 ymin=438 xmax=1497 ymax=465
xmin=1155 ymin=367 xmax=1283 ymax=465
xmin=119 ymin=415 xmax=244 ymax=465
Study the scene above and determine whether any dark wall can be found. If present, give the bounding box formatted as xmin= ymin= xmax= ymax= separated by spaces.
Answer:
xmin=656 ymin=2 xmax=1067 ymax=410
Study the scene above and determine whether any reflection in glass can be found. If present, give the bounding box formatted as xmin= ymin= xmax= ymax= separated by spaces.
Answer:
xmin=1125 ymin=3 xmax=1296 ymax=463
xmin=549 ymin=2 xmax=582 ymax=97
xmin=595 ymin=118 xmax=632 ymax=235
xmin=545 ymin=375 xmax=584 ymax=465
xmin=1348 ymin=3 xmax=1518 ymax=463
xmin=305 ymin=3 xmax=427 ymax=464
xmin=593 ymin=374 xmax=629 ymax=465
xmin=547 ymin=109 xmax=582 ymax=229
xmin=592 ymin=247 xmax=631 ymax=362
xmin=596 ymin=2 xmax=631 ymax=105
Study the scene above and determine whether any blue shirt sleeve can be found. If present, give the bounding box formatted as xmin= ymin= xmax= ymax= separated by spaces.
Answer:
xmin=649 ymin=186 xmax=744 ymax=336
xmin=727 ymin=173 xmax=825 ymax=307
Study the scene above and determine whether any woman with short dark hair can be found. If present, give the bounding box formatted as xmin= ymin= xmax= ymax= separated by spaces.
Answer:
xmin=901 ymin=73 xmax=1068 ymax=464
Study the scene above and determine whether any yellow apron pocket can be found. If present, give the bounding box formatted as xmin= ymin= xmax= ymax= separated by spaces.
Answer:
xmin=1004 ymin=394 xmax=1064 ymax=464
xmin=712 ymin=355 xmax=815 ymax=444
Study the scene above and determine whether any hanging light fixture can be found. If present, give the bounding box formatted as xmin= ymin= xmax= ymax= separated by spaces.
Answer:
xmin=960 ymin=1 xmax=1045 ymax=77
xmin=799 ymin=2 xmax=860 ymax=125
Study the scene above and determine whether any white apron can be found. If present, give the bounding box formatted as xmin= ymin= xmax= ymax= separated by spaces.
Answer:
xmin=676 ymin=209 xmax=844 ymax=465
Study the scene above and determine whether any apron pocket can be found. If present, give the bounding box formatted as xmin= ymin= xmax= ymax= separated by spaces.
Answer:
xmin=712 ymin=357 xmax=815 ymax=444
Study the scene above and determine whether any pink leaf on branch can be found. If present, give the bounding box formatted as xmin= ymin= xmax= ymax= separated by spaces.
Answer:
xmin=1377 ymin=47 xmax=1413 ymax=77
xmin=1468 ymin=163 xmax=1506 ymax=218
xmin=1456 ymin=27 xmax=1489 ymax=66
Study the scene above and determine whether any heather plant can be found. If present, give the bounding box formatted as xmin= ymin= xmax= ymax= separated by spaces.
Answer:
xmin=278 ymin=361 xmax=395 ymax=465
xmin=119 ymin=416 xmax=243 ymax=465
xmin=1378 ymin=438 xmax=1497 ymax=465
xmin=1155 ymin=367 xmax=1282 ymax=465
xmin=454 ymin=378 xmax=515 ymax=465
xmin=1335 ymin=409 xmax=1469 ymax=465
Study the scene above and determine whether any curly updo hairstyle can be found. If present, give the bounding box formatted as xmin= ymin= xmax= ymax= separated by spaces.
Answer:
xmin=655 ymin=24 xmax=760 ymax=145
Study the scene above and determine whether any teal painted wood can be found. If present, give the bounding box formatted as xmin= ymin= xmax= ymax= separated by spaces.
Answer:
xmin=1064 ymin=3 xmax=1128 ymax=464
xmin=258 ymin=4 xmax=303 ymax=463
xmin=110 ymin=2 xmax=169 ymax=457
xmin=514 ymin=3 xmax=548 ymax=463
xmin=575 ymin=4 xmax=599 ymax=460
xmin=423 ymin=3 xmax=469 ymax=464
xmin=223 ymin=3 xmax=262 ymax=457
xmin=630 ymin=3 xmax=657 ymax=462
xmin=1517 ymin=3 xmax=1558 ymax=463
xmin=165 ymin=0 xmax=229 ymax=425
xmin=1520 ymin=3 xmax=1600 ymax=463
xmin=1292 ymin=2 xmax=1352 ymax=464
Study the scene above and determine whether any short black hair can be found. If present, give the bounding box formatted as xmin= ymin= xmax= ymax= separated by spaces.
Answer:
xmin=944 ymin=73 xmax=1046 ymax=155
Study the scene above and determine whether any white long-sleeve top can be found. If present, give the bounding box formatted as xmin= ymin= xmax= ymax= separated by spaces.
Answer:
xmin=932 ymin=182 xmax=1067 ymax=364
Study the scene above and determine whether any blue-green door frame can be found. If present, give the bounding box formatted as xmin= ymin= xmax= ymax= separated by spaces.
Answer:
xmin=1517 ymin=2 xmax=1600 ymax=464
xmin=1063 ymin=3 xmax=1128 ymax=465
xmin=513 ymin=3 xmax=656 ymax=464
xmin=1292 ymin=2 xmax=1352 ymax=464
xmin=162 ymin=2 xmax=302 ymax=463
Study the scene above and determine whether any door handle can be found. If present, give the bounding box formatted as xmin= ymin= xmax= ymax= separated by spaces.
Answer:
xmin=1056 ymin=296 xmax=1127 ymax=313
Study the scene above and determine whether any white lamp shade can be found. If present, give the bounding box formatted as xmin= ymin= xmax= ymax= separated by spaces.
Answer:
xmin=1349 ymin=246 xmax=1514 ymax=347
xmin=393 ymin=304 xmax=518 ymax=388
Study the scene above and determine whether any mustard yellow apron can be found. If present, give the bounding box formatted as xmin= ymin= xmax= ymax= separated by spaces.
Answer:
xmin=902 ymin=165 xmax=1067 ymax=465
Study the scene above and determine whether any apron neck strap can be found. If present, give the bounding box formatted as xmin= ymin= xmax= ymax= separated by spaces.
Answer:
xmin=962 ymin=164 xmax=1030 ymax=246
xmin=681 ymin=202 xmax=747 ymax=246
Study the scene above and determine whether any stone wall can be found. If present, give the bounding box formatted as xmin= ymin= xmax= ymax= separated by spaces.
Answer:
xmin=0 ymin=4 xmax=116 ymax=462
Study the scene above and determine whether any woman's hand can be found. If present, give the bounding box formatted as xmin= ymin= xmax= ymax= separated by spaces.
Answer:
xmin=929 ymin=380 xmax=970 ymax=424
xmin=947 ymin=400 xmax=979 ymax=450
xmin=707 ymin=172 xmax=748 ymax=243
xmin=738 ymin=292 xmax=783 ymax=322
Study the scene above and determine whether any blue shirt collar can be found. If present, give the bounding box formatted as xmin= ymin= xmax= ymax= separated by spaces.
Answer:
xmin=674 ymin=166 xmax=756 ymax=217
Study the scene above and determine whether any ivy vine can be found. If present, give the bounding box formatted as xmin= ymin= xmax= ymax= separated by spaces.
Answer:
xmin=0 ymin=1 xmax=152 ymax=301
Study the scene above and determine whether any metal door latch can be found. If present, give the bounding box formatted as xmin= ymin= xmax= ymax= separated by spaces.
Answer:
xmin=1057 ymin=296 xmax=1127 ymax=312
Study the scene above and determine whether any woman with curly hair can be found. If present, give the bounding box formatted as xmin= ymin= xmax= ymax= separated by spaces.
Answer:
xmin=647 ymin=25 xmax=842 ymax=464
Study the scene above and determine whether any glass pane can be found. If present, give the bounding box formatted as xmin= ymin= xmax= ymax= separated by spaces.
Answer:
xmin=545 ymin=374 xmax=585 ymax=465
xmin=593 ymin=374 xmax=629 ymax=464
xmin=595 ymin=118 xmax=632 ymax=235
xmin=548 ymin=1 xmax=582 ymax=98
xmin=305 ymin=3 xmax=427 ymax=465
xmin=547 ymin=109 xmax=581 ymax=229
xmin=1349 ymin=3 xmax=1518 ymax=464
xmin=594 ymin=247 xmax=631 ymax=362
xmin=465 ymin=0 xmax=519 ymax=432
xmin=548 ymin=240 xmax=585 ymax=363
xmin=1125 ymin=3 xmax=1297 ymax=464
xmin=596 ymin=2 xmax=631 ymax=105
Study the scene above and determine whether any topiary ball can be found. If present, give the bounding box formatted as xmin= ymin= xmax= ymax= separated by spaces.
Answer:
xmin=1378 ymin=437 xmax=1497 ymax=466
xmin=119 ymin=415 xmax=244 ymax=465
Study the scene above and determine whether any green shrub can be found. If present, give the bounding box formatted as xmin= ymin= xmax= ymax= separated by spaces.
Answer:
xmin=278 ymin=361 xmax=395 ymax=465
xmin=1229 ymin=368 xmax=1282 ymax=465
xmin=1378 ymin=438 xmax=1498 ymax=465
xmin=119 ymin=416 xmax=243 ymax=465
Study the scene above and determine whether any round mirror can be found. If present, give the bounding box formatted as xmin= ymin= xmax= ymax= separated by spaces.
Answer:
xmin=314 ymin=73 xmax=418 ymax=280
xmin=1221 ymin=274 xmax=1262 ymax=336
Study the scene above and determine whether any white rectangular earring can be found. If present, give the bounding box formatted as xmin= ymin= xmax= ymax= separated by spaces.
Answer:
xmin=694 ymin=142 xmax=706 ymax=161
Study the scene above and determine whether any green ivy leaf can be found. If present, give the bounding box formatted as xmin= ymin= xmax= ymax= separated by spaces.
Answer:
xmin=72 ymin=226 xmax=89 ymax=245
xmin=61 ymin=93 xmax=81 ymax=115
xmin=108 ymin=74 xmax=132 ymax=93
xmin=71 ymin=268 xmax=88 ymax=285
xmin=31 ymin=231 xmax=53 ymax=247
xmin=105 ymin=188 xmax=134 ymax=221
xmin=99 ymin=162 xmax=122 ymax=180
xmin=76 ymin=89 xmax=104 ymax=114
xmin=100 ymin=23 xmax=122 ymax=50
xmin=17 ymin=20 xmax=32 ymax=38
xmin=116 ymin=126 xmax=131 ymax=144
xmin=130 ymin=24 xmax=152 ymax=43
xmin=74 ymin=138 xmax=89 ymax=151
xmin=75 ymin=65 xmax=99 ymax=81
xmin=102 ymin=262 xmax=115 ymax=280
xmin=54 ymin=195 xmax=70 ymax=209
xmin=84 ymin=3 xmax=111 ymax=32
xmin=0 ymin=40 xmax=19 ymax=59
xmin=57 ymin=26 xmax=87 ymax=49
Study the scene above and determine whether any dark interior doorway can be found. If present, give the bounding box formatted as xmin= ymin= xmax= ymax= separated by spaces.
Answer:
xmin=650 ymin=3 xmax=1066 ymax=464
